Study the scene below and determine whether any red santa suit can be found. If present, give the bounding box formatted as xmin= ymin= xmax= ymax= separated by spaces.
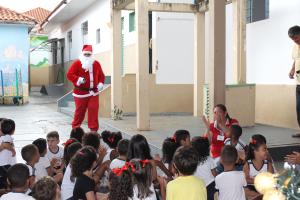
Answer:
xmin=66 ymin=45 xmax=105 ymax=132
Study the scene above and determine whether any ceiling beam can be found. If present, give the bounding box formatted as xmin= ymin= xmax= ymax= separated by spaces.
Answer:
xmin=113 ymin=0 xmax=134 ymax=10
xmin=121 ymin=0 xmax=232 ymax=13
xmin=125 ymin=2 xmax=198 ymax=13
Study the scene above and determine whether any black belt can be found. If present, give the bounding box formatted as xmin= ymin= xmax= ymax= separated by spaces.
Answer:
xmin=74 ymin=87 xmax=97 ymax=92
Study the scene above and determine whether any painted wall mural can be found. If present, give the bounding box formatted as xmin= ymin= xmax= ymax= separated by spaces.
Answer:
xmin=30 ymin=35 xmax=49 ymax=68
xmin=0 ymin=25 xmax=29 ymax=100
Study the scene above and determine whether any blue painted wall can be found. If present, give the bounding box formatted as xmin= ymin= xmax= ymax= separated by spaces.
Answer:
xmin=0 ymin=24 xmax=29 ymax=97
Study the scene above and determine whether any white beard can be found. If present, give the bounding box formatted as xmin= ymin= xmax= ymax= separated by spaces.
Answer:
xmin=79 ymin=54 xmax=95 ymax=71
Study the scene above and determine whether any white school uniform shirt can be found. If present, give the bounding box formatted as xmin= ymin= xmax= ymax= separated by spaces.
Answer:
xmin=25 ymin=164 xmax=36 ymax=177
xmin=61 ymin=164 xmax=76 ymax=200
xmin=194 ymin=156 xmax=216 ymax=186
xmin=215 ymin=171 xmax=247 ymax=200
xmin=35 ymin=156 xmax=51 ymax=180
xmin=110 ymin=158 xmax=126 ymax=169
xmin=0 ymin=135 xmax=16 ymax=166
xmin=131 ymin=184 xmax=157 ymax=200
xmin=45 ymin=145 xmax=64 ymax=163
xmin=224 ymin=138 xmax=246 ymax=152
xmin=0 ymin=192 xmax=35 ymax=200
xmin=247 ymin=160 xmax=269 ymax=178
xmin=103 ymin=148 xmax=113 ymax=162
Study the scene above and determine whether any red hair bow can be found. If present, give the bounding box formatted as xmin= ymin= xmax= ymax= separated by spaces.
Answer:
xmin=171 ymin=135 xmax=176 ymax=142
xmin=113 ymin=163 xmax=136 ymax=176
xmin=108 ymin=135 xmax=115 ymax=144
xmin=64 ymin=139 xmax=74 ymax=147
xmin=125 ymin=162 xmax=137 ymax=173
xmin=112 ymin=167 xmax=124 ymax=176
xmin=140 ymin=159 xmax=150 ymax=168
xmin=250 ymin=138 xmax=257 ymax=145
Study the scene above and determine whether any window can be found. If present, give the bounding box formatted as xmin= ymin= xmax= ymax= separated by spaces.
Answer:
xmin=51 ymin=41 xmax=58 ymax=64
xmin=246 ymin=0 xmax=269 ymax=23
xmin=67 ymin=31 xmax=72 ymax=60
xmin=96 ymin=28 xmax=100 ymax=44
xmin=81 ymin=21 xmax=88 ymax=44
xmin=129 ymin=12 xmax=135 ymax=32
xmin=67 ymin=31 xmax=72 ymax=47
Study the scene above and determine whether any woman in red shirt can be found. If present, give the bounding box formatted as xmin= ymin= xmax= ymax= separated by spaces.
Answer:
xmin=202 ymin=104 xmax=239 ymax=159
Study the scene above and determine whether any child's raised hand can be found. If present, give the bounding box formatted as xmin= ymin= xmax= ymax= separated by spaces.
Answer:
xmin=154 ymin=154 xmax=161 ymax=161
xmin=238 ymin=150 xmax=246 ymax=161
xmin=157 ymin=176 xmax=167 ymax=188
xmin=50 ymin=158 xmax=57 ymax=167
xmin=102 ymin=160 xmax=111 ymax=171
xmin=98 ymin=146 xmax=107 ymax=159
xmin=10 ymin=148 xmax=16 ymax=157
xmin=285 ymin=151 xmax=300 ymax=165
xmin=201 ymin=115 xmax=210 ymax=129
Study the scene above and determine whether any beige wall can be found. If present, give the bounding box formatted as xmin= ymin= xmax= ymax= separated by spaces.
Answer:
xmin=226 ymin=85 xmax=255 ymax=127
xmin=122 ymin=74 xmax=193 ymax=113
xmin=30 ymin=67 xmax=50 ymax=86
xmin=255 ymin=84 xmax=298 ymax=129
xmin=94 ymin=51 xmax=111 ymax=76
xmin=99 ymin=74 xmax=255 ymax=127
xmin=99 ymin=86 xmax=111 ymax=117
xmin=30 ymin=64 xmax=62 ymax=86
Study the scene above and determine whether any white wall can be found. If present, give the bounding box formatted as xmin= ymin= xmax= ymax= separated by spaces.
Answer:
xmin=154 ymin=4 xmax=234 ymax=84
xmin=48 ymin=0 xmax=111 ymax=62
xmin=122 ymin=10 xmax=136 ymax=46
xmin=155 ymin=12 xmax=194 ymax=84
xmin=246 ymin=0 xmax=300 ymax=84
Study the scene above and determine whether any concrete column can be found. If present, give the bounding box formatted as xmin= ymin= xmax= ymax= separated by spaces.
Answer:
xmin=193 ymin=12 xmax=205 ymax=117
xmin=233 ymin=0 xmax=246 ymax=84
xmin=135 ymin=0 xmax=150 ymax=130
xmin=208 ymin=0 xmax=226 ymax=118
xmin=111 ymin=9 xmax=123 ymax=112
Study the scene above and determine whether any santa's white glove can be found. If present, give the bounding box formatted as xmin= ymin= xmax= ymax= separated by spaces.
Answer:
xmin=97 ymin=83 xmax=104 ymax=92
xmin=76 ymin=77 xmax=85 ymax=86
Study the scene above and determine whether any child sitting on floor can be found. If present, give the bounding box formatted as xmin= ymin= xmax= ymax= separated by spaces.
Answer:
xmin=21 ymin=144 xmax=40 ymax=188
xmin=33 ymin=138 xmax=63 ymax=183
xmin=216 ymin=125 xmax=247 ymax=173
xmin=192 ymin=136 xmax=217 ymax=200
xmin=110 ymin=139 xmax=129 ymax=169
xmin=108 ymin=163 xmax=133 ymax=200
xmin=215 ymin=146 xmax=247 ymax=200
xmin=166 ymin=146 xmax=207 ymax=200
xmin=0 ymin=119 xmax=17 ymax=189
xmin=243 ymin=134 xmax=274 ymax=192
xmin=32 ymin=176 xmax=61 ymax=200
xmin=101 ymin=131 xmax=122 ymax=162
xmin=70 ymin=146 xmax=97 ymax=200
xmin=0 ymin=164 xmax=35 ymax=200
xmin=46 ymin=131 xmax=64 ymax=172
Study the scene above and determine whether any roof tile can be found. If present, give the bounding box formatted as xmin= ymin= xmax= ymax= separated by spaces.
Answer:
xmin=0 ymin=6 xmax=36 ymax=24
xmin=23 ymin=7 xmax=50 ymax=24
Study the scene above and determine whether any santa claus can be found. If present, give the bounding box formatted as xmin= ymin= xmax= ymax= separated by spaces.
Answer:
xmin=66 ymin=44 xmax=105 ymax=132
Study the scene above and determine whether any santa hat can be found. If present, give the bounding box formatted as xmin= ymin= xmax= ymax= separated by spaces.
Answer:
xmin=82 ymin=44 xmax=93 ymax=54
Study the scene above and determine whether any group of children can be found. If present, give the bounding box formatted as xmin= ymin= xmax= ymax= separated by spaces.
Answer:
xmin=0 ymin=116 xmax=275 ymax=200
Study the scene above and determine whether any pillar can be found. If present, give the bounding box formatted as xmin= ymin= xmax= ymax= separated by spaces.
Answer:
xmin=208 ymin=0 xmax=226 ymax=118
xmin=135 ymin=0 xmax=150 ymax=130
xmin=193 ymin=12 xmax=205 ymax=117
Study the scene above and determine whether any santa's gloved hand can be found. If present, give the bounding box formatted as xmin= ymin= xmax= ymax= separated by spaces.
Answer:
xmin=97 ymin=82 xmax=104 ymax=92
xmin=76 ymin=77 xmax=85 ymax=86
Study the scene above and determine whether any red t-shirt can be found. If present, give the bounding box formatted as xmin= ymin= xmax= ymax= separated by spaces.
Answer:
xmin=209 ymin=118 xmax=239 ymax=158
